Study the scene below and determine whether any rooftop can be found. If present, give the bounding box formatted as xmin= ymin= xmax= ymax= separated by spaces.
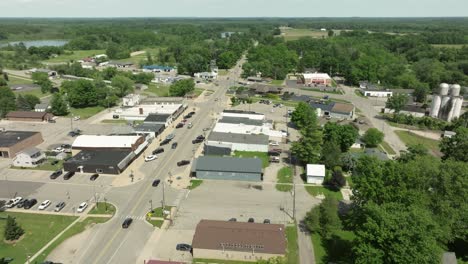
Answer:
xmin=144 ymin=114 xmax=172 ymax=123
xmin=208 ymin=132 xmax=269 ymax=145
xmin=72 ymin=135 xmax=142 ymax=149
xmin=223 ymin=110 xmax=263 ymax=116
xmin=331 ymin=102 xmax=355 ymax=114
xmin=5 ymin=111 xmax=51 ymax=119
xmin=65 ymin=150 xmax=132 ymax=166
xmin=194 ymin=156 xmax=262 ymax=174
xmin=18 ymin=147 xmax=41 ymax=156
xmin=134 ymin=123 xmax=165 ymax=133
xmin=0 ymin=131 xmax=40 ymax=148
xmin=307 ymin=164 xmax=326 ymax=176
xmin=218 ymin=117 xmax=264 ymax=126
xmin=192 ymin=220 xmax=286 ymax=255
xmin=302 ymin=72 xmax=331 ymax=79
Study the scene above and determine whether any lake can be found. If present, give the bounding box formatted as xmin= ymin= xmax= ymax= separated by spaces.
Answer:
xmin=0 ymin=39 xmax=69 ymax=48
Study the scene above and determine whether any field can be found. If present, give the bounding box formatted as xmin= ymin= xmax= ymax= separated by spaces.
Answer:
xmin=6 ymin=75 xmax=34 ymax=86
xmin=68 ymin=106 xmax=105 ymax=119
xmin=233 ymin=151 xmax=269 ymax=168
xmin=43 ymin=49 xmax=105 ymax=63
xmin=276 ymin=166 xmax=293 ymax=192
xmin=395 ymin=130 xmax=442 ymax=156
xmin=304 ymin=185 xmax=343 ymax=200
xmin=0 ymin=212 xmax=77 ymax=263
xmin=286 ymin=225 xmax=300 ymax=264
xmin=114 ymin=47 xmax=164 ymax=64
xmin=280 ymin=28 xmax=328 ymax=41
xmin=379 ymin=141 xmax=397 ymax=155
xmin=145 ymin=83 xmax=170 ymax=97
xmin=188 ymin=179 xmax=203 ymax=190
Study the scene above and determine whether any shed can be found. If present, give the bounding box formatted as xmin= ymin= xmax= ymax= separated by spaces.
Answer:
xmin=307 ymin=164 xmax=326 ymax=184
xmin=192 ymin=156 xmax=263 ymax=182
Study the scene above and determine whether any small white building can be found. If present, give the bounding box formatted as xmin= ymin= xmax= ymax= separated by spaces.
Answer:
xmin=122 ymin=94 xmax=141 ymax=107
xmin=34 ymin=103 xmax=50 ymax=112
xmin=221 ymin=110 xmax=265 ymax=121
xmin=363 ymin=90 xmax=393 ymax=97
xmin=299 ymin=72 xmax=332 ymax=86
xmin=12 ymin=147 xmax=46 ymax=168
xmin=307 ymin=164 xmax=326 ymax=184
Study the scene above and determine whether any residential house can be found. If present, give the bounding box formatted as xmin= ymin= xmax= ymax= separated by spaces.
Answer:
xmin=12 ymin=147 xmax=46 ymax=168
xmin=0 ymin=131 xmax=44 ymax=158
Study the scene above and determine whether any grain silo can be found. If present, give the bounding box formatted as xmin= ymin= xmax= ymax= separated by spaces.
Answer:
xmin=429 ymin=83 xmax=464 ymax=122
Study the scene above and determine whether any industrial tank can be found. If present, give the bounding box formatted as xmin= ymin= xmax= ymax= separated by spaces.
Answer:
xmin=452 ymin=97 xmax=463 ymax=120
xmin=440 ymin=95 xmax=451 ymax=111
xmin=430 ymin=95 xmax=442 ymax=117
xmin=450 ymin=84 xmax=461 ymax=97
xmin=439 ymin=83 xmax=450 ymax=96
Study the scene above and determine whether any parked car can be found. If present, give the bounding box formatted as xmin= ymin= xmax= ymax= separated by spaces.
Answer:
xmin=268 ymin=151 xmax=281 ymax=157
xmin=61 ymin=144 xmax=72 ymax=149
xmin=177 ymin=160 xmax=190 ymax=166
xmin=24 ymin=199 xmax=37 ymax=209
xmin=269 ymin=157 xmax=280 ymax=163
xmin=166 ymin=133 xmax=175 ymax=140
xmin=122 ymin=218 xmax=133 ymax=228
xmin=176 ymin=122 xmax=184 ymax=128
xmin=229 ymin=218 xmax=237 ymax=222
xmin=192 ymin=139 xmax=203 ymax=144
xmin=187 ymin=123 xmax=193 ymax=129
xmin=63 ymin=171 xmax=75 ymax=180
xmin=16 ymin=198 xmax=27 ymax=208
xmin=270 ymin=148 xmax=282 ymax=153
xmin=152 ymin=179 xmax=161 ymax=187
xmin=196 ymin=135 xmax=205 ymax=140
xmin=38 ymin=200 xmax=51 ymax=210
xmin=263 ymin=219 xmax=271 ymax=224
xmin=5 ymin=197 xmax=22 ymax=208
xmin=50 ymin=160 xmax=59 ymax=165
xmin=145 ymin=155 xmax=158 ymax=162
xmin=189 ymin=111 xmax=196 ymax=115
xmin=77 ymin=202 xmax=88 ymax=213
xmin=176 ymin=243 xmax=192 ymax=251
xmin=160 ymin=139 xmax=171 ymax=146
xmin=73 ymin=116 xmax=81 ymax=121
xmin=269 ymin=141 xmax=279 ymax=146
xmin=49 ymin=170 xmax=63 ymax=180
xmin=248 ymin=218 xmax=255 ymax=223
xmin=152 ymin=148 xmax=164 ymax=155
xmin=184 ymin=114 xmax=192 ymax=119
xmin=171 ymin=142 xmax=178 ymax=149
xmin=54 ymin=201 xmax=66 ymax=212
xmin=202 ymin=128 xmax=210 ymax=131
xmin=90 ymin=173 xmax=99 ymax=181
xmin=53 ymin=147 xmax=64 ymax=153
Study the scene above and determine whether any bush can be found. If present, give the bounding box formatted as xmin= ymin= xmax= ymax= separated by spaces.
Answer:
xmin=4 ymin=215 xmax=24 ymax=241
xmin=362 ymin=128 xmax=384 ymax=148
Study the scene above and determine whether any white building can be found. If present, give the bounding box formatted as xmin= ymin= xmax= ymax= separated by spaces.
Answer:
xmin=206 ymin=132 xmax=269 ymax=153
xmin=122 ymin=94 xmax=141 ymax=107
xmin=307 ymin=164 xmax=326 ymax=184
xmin=300 ymin=73 xmax=332 ymax=86
xmin=213 ymin=117 xmax=284 ymax=141
xmin=363 ymin=90 xmax=393 ymax=97
xmin=113 ymin=103 xmax=184 ymax=121
xmin=12 ymin=147 xmax=46 ymax=168
xmin=34 ymin=103 xmax=50 ymax=112
xmin=71 ymin=135 xmax=147 ymax=155
xmin=221 ymin=110 xmax=265 ymax=121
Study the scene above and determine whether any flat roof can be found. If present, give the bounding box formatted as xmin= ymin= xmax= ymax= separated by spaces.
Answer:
xmin=134 ymin=123 xmax=165 ymax=132
xmin=223 ymin=110 xmax=264 ymax=116
xmin=72 ymin=135 xmax=142 ymax=149
xmin=192 ymin=220 xmax=286 ymax=255
xmin=0 ymin=131 xmax=40 ymax=148
xmin=18 ymin=147 xmax=41 ymax=156
xmin=218 ymin=117 xmax=264 ymax=126
xmin=65 ymin=150 xmax=132 ymax=166
xmin=144 ymin=114 xmax=171 ymax=123
xmin=302 ymin=73 xmax=331 ymax=79
xmin=307 ymin=164 xmax=326 ymax=177
xmin=208 ymin=132 xmax=269 ymax=145
xmin=310 ymin=102 xmax=334 ymax=112
xmin=194 ymin=156 xmax=262 ymax=174
xmin=331 ymin=102 xmax=355 ymax=114
xmin=5 ymin=111 xmax=50 ymax=119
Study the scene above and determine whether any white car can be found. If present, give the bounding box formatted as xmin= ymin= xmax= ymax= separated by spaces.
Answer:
xmin=77 ymin=202 xmax=88 ymax=213
xmin=269 ymin=141 xmax=280 ymax=146
xmin=145 ymin=155 xmax=158 ymax=162
xmin=53 ymin=147 xmax=64 ymax=153
xmin=5 ymin=197 xmax=23 ymax=208
xmin=73 ymin=116 xmax=81 ymax=121
xmin=38 ymin=200 xmax=51 ymax=210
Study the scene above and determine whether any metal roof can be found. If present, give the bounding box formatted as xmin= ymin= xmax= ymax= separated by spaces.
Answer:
xmin=134 ymin=123 xmax=165 ymax=133
xmin=194 ymin=156 xmax=262 ymax=174
xmin=0 ymin=131 xmax=40 ymax=148
xmin=208 ymin=132 xmax=269 ymax=145
xmin=307 ymin=164 xmax=326 ymax=177
xmin=72 ymin=135 xmax=142 ymax=149
xmin=218 ymin=117 xmax=263 ymax=126
xmin=144 ymin=114 xmax=171 ymax=123
xmin=65 ymin=150 xmax=133 ymax=167
xmin=331 ymin=102 xmax=355 ymax=114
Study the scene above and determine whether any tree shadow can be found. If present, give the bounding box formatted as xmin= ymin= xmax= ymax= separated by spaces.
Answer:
xmin=320 ymin=233 xmax=355 ymax=264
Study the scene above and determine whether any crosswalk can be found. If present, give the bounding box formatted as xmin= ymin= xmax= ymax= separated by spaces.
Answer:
xmin=117 ymin=215 xmax=147 ymax=221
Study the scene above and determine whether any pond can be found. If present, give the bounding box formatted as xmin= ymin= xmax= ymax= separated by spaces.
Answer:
xmin=0 ymin=39 xmax=69 ymax=48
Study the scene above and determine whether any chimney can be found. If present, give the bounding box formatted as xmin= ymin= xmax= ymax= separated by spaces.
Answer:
xmin=139 ymin=108 xmax=143 ymax=115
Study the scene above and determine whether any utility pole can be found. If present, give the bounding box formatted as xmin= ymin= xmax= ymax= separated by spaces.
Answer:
xmin=70 ymin=115 xmax=73 ymax=131
xmin=162 ymin=182 xmax=166 ymax=210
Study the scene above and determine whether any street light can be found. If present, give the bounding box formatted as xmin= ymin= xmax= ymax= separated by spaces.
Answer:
xmin=149 ymin=200 xmax=153 ymax=212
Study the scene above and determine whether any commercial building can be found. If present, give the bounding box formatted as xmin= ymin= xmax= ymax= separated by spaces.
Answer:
xmin=363 ymin=89 xmax=393 ymax=97
xmin=5 ymin=111 xmax=54 ymax=122
xmin=63 ymin=149 xmax=135 ymax=174
xmin=142 ymin=65 xmax=174 ymax=72
xmin=71 ymin=135 xmax=146 ymax=153
xmin=214 ymin=117 xmax=284 ymax=140
xmin=12 ymin=147 xmax=46 ymax=168
xmin=192 ymin=156 xmax=263 ymax=182
xmin=206 ymin=132 xmax=269 ymax=153
xmin=221 ymin=110 xmax=265 ymax=121
xmin=144 ymin=114 xmax=173 ymax=128
xmin=192 ymin=220 xmax=286 ymax=262
xmin=298 ymin=72 xmax=332 ymax=86
xmin=0 ymin=131 xmax=44 ymax=158
xmin=112 ymin=102 xmax=185 ymax=121
xmin=133 ymin=123 xmax=165 ymax=138
xmin=249 ymin=84 xmax=282 ymax=94
xmin=122 ymin=94 xmax=141 ymax=107
xmin=310 ymin=102 xmax=355 ymax=120
xmin=306 ymin=164 xmax=326 ymax=184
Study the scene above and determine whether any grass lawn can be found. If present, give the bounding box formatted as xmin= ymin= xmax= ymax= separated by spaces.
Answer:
xmin=218 ymin=69 xmax=228 ymax=76
xmin=233 ymin=151 xmax=269 ymax=168
xmin=311 ymin=230 xmax=355 ymax=264
xmin=194 ymin=88 xmax=205 ymax=97
xmin=286 ymin=225 xmax=300 ymax=264
xmin=188 ymin=179 xmax=203 ymax=190
xmin=11 ymin=158 xmax=64 ymax=171
xmin=150 ymin=206 xmax=173 ymax=218
xmin=33 ymin=217 xmax=111 ymax=264
xmin=68 ymin=106 xmax=105 ymax=119
xmin=15 ymin=88 xmax=50 ymax=99
xmin=304 ymin=185 xmax=343 ymax=200
xmin=395 ymin=130 xmax=441 ymax=156
xmin=145 ymin=83 xmax=170 ymax=97
xmin=276 ymin=167 xmax=293 ymax=192
xmin=43 ymin=49 xmax=105 ymax=63
xmin=346 ymin=176 xmax=354 ymax=187
xmin=89 ymin=202 xmax=116 ymax=215
xmin=0 ymin=212 xmax=78 ymax=263
xmin=270 ymin=79 xmax=284 ymax=85
xmin=354 ymin=89 xmax=366 ymax=98
xmin=379 ymin=141 xmax=396 ymax=155
xmin=300 ymin=87 xmax=343 ymax=95
xmin=7 ymin=75 xmax=34 ymax=86
xmin=147 ymin=219 xmax=164 ymax=228
xmin=114 ymin=47 xmax=164 ymax=65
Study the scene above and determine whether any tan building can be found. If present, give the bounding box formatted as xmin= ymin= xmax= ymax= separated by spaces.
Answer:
xmin=5 ymin=111 xmax=54 ymax=122
xmin=0 ymin=131 xmax=44 ymax=158
xmin=192 ymin=220 xmax=286 ymax=262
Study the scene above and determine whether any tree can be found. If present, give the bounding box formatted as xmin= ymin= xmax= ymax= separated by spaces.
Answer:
xmin=321 ymin=141 xmax=342 ymax=168
xmin=0 ymin=86 xmax=16 ymax=117
xmin=328 ymin=167 xmax=346 ymax=190
xmin=61 ymin=80 xmax=99 ymax=107
xmin=291 ymin=102 xmax=318 ymax=130
xmin=2 ymin=72 xmax=8 ymax=81
xmin=50 ymin=93 xmax=69 ymax=116
xmin=319 ymin=196 xmax=342 ymax=239
xmin=328 ymin=30 xmax=334 ymax=37
xmin=413 ymin=86 xmax=428 ymax=103
xmin=440 ymin=127 xmax=468 ymax=162
xmin=102 ymin=67 xmax=118 ymax=80
xmin=304 ymin=206 xmax=320 ymax=233
xmin=111 ymin=75 xmax=134 ymax=97
xmin=146 ymin=51 xmax=153 ymax=65
xmin=362 ymin=128 xmax=384 ymax=148
xmin=16 ymin=94 xmax=40 ymax=110
xmin=169 ymin=79 xmax=195 ymax=97
xmin=398 ymin=144 xmax=428 ymax=162
xmin=323 ymin=122 xmax=359 ymax=152
xmin=385 ymin=93 xmax=408 ymax=114
xmin=4 ymin=215 xmax=24 ymax=241
xmin=32 ymin=72 xmax=53 ymax=93
xmin=0 ymin=77 xmax=7 ymax=87
xmin=132 ymin=72 xmax=154 ymax=85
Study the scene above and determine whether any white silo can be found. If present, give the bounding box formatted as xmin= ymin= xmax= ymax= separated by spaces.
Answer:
xmin=430 ymin=95 xmax=441 ymax=117
xmin=452 ymin=97 xmax=464 ymax=120
xmin=440 ymin=95 xmax=451 ymax=114
xmin=450 ymin=84 xmax=461 ymax=97
xmin=440 ymin=83 xmax=450 ymax=95
xmin=447 ymin=99 xmax=457 ymax=122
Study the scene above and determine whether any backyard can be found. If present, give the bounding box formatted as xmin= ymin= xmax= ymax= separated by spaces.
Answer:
xmin=304 ymin=185 xmax=343 ymax=200
xmin=68 ymin=106 xmax=105 ymax=119
xmin=395 ymin=130 xmax=442 ymax=157
xmin=311 ymin=230 xmax=355 ymax=264
xmin=279 ymin=28 xmax=328 ymax=41
xmin=145 ymin=83 xmax=170 ymax=97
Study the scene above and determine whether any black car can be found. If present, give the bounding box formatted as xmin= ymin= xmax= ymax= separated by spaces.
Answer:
xmin=196 ymin=135 xmax=205 ymax=140
xmin=176 ymin=243 xmax=192 ymax=251
xmin=171 ymin=142 xmax=178 ymax=149
xmin=192 ymin=139 xmax=203 ymax=144
xmin=183 ymin=114 xmax=192 ymax=119
xmin=49 ymin=170 xmax=63 ymax=179
xmin=51 ymin=160 xmax=59 ymax=165
xmin=177 ymin=160 xmax=190 ymax=166
xmin=229 ymin=218 xmax=237 ymax=222
xmin=263 ymin=219 xmax=271 ymax=224
xmin=122 ymin=218 xmax=133 ymax=228
xmin=152 ymin=179 xmax=161 ymax=187
xmin=152 ymin=148 xmax=164 ymax=155
xmin=24 ymin=199 xmax=37 ymax=209
xmin=90 ymin=173 xmax=99 ymax=181
xmin=268 ymin=151 xmax=281 ymax=157
xmin=189 ymin=111 xmax=196 ymax=115
xmin=61 ymin=144 xmax=72 ymax=149
xmin=160 ymin=139 xmax=171 ymax=146
xmin=63 ymin=171 xmax=75 ymax=180
xmin=175 ymin=123 xmax=184 ymax=128
xmin=248 ymin=218 xmax=255 ymax=223
xmin=16 ymin=198 xmax=27 ymax=208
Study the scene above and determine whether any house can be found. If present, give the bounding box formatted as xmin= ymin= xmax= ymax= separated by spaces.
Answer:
xmin=351 ymin=139 xmax=365 ymax=149
xmin=363 ymin=89 xmax=393 ymax=97
xmin=192 ymin=220 xmax=286 ymax=262
xmin=63 ymin=149 xmax=135 ymax=174
xmin=143 ymin=65 xmax=174 ymax=72
xmin=5 ymin=111 xmax=54 ymax=122
xmin=191 ymin=156 xmax=263 ymax=182
xmin=0 ymin=131 xmax=43 ymax=158
xmin=122 ymin=94 xmax=141 ymax=107
xmin=247 ymin=76 xmax=264 ymax=83
xmin=221 ymin=32 xmax=236 ymax=38
xmin=133 ymin=123 xmax=165 ymax=138
xmin=46 ymin=151 xmax=68 ymax=160
xmin=206 ymin=132 xmax=269 ymax=153
xmin=12 ymin=147 xmax=46 ymax=168
xmin=108 ymin=61 xmax=134 ymax=68
xmin=144 ymin=114 xmax=173 ymax=127
xmin=307 ymin=164 xmax=326 ymax=184
xmin=204 ymin=142 xmax=232 ymax=156
xmin=298 ymin=72 xmax=332 ymax=86
xmin=34 ymin=103 xmax=50 ymax=112
xmin=71 ymin=135 xmax=146 ymax=153
xmin=221 ymin=110 xmax=265 ymax=121
xmin=310 ymin=102 xmax=355 ymax=120
xmin=194 ymin=71 xmax=218 ymax=80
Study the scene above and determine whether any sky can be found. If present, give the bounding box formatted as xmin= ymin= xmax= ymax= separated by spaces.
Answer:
xmin=0 ymin=0 xmax=467 ymax=17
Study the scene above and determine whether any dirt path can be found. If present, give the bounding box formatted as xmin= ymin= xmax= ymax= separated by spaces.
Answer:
xmin=130 ymin=50 xmax=146 ymax=57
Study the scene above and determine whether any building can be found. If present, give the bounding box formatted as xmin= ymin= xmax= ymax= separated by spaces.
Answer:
xmin=34 ymin=103 xmax=50 ymax=112
xmin=0 ymin=131 xmax=43 ymax=158
xmin=144 ymin=114 xmax=173 ymax=127
xmin=192 ymin=220 xmax=286 ymax=262
xmin=204 ymin=142 xmax=232 ymax=156
xmin=122 ymin=94 xmax=141 ymax=107
xmin=430 ymin=83 xmax=463 ymax=122
xmin=135 ymin=83 xmax=148 ymax=91
xmin=247 ymin=76 xmax=264 ymax=83
xmin=221 ymin=110 xmax=265 ymax=121
xmin=194 ymin=71 xmax=218 ymax=80
xmin=362 ymin=89 xmax=393 ymax=97
xmin=206 ymin=132 xmax=269 ymax=153
xmin=133 ymin=123 xmax=165 ymax=138
xmin=28 ymin=68 xmax=57 ymax=77
xmin=71 ymin=135 xmax=146 ymax=153
xmin=108 ymin=61 xmax=134 ymax=68
xmin=383 ymin=105 xmax=428 ymax=118
xmin=298 ymin=73 xmax=332 ymax=86
xmin=142 ymin=65 xmax=174 ymax=72
xmin=112 ymin=103 xmax=185 ymax=121
xmin=307 ymin=164 xmax=326 ymax=184
xmin=5 ymin=111 xmax=54 ymax=122
xmin=443 ymin=131 xmax=456 ymax=138
xmin=213 ymin=118 xmax=283 ymax=140
xmin=192 ymin=156 xmax=263 ymax=182
xmin=12 ymin=147 xmax=46 ymax=168
xmin=249 ymin=84 xmax=282 ymax=94
xmin=63 ymin=149 xmax=135 ymax=174
xmin=310 ymin=102 xmax=355 ymax=120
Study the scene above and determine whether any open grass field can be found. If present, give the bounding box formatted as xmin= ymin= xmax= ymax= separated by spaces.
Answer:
xmin=0 ymin=212 xmax=77 ymax=263
xmin=68 ymin=106 xmax=105 ymax=119
xmin=379 ymin=141 xmax=397 ymax=155
xmin=145 ymin=83 xmax=170 ymax=97
xmin=15 ymin=88 xmax=50 ymax=99
xmin=233 ymin=151 xmax=269 ymax=168
xmin=270 ymin=79 xmax=284 ymax=85
xmin=7 ymin=75 xmax=34 ymax=86
xmin=304 ymin=185 xmax=343 ymax=200
xmin=395 ymin=130 xmax=441 ymax=157
xmin=147 ymin=219 xmax=164 ymax=228
xmin=188 ymin=179 xmax=203 ymax=190
xmin=43 ymin=49 xmax=105 ymax=63
xmin=276 ymin=166 xmax=293 ymax=192
xmin=280 ymin=28 xmax=328 ymax=41
xmin=114 ymin=47 xmax=165 ymax=64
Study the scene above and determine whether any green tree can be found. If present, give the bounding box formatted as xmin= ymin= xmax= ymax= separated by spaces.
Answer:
xmin=362 ymin=128 xmax=384 ymax=148
xmin=440 ymin=127 xmax=468 ymax=162
xmin=319 ymin=196 xmax=342 ymax=239
xmin=0 ymin=77 xmax=7 ymax=87
xmin=328 ymin=30 xmax=334 ymax=37
xmin=62 ymin=80 xmax=99 ymax=107
xmin=304 ymin=206 xmax=320 ymax=233
xmin=0 ymin=86 xmax=16 ymax=117
xmin=398 ymin=144 xmax=428 ymax=162
xmin=169 ymin=79 xmax=195 ymax=97
xmin=102 ymin=67 xmax=118 ymax=80
xmin=386 ymin=93 xmax=408 ymax=114
xmin=323 ymin=122 xmax=359 ymax=152
xmin=413 ymin=86 xmax=428 ymax=103
xmin=111 ymin=75 xmax=134 ymax=97
xmin=321 ymin=141 xmax=342 ymax=168
xmin=16 ymin=94 xmax=40 ymax=110
xmin=327 ymin=167 xmax=346 ymax=190
xmin=291 ymin=108 xmax=323 ymax=165
xmin=132 ymin=72 xmax=154 ymax=85
xmin=4 ymin=215 xmax=24 ymax=241
xmin=146 ymin=51 xmax=153 ymax=65
xmin=32 ymin=72 xmax=53 ymax=93
xmin=50 ymin=93 xmax=69 ymax=116
xmin=2 ymin=72 xmax=8 ymax=81
xmin=291 ymin=102 xmax=317 ymax=130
